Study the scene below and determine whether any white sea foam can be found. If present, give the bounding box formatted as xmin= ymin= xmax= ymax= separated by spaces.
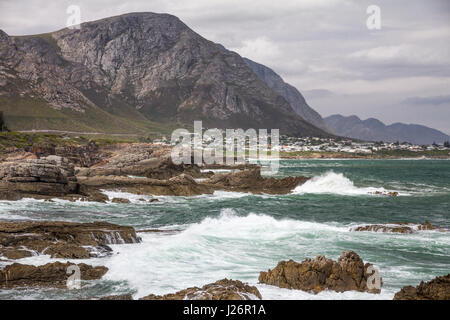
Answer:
xmin=101 ymin=190 xmax=152 ymax=203
xmin=1 ymin=207 xmax=447 ymax=300
xmin=101 ymin=209 xmax=349 ymax=298
xmin=293 ymin=171 xmax=407 ymax=196
xmin=256 ymin=284 xmax=395 ymax=300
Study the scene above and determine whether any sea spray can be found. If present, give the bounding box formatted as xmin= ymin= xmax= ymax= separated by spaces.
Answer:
xmin=292 ymin=171 xmax=406 ymax=196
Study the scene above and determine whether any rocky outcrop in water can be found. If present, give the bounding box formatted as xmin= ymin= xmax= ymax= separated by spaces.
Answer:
xmin=140 ymin=279 xmax=262 ymax=300
xmin=351 ymin=221 xmax=437 ymax=234
xmin=259 ymin=251 xmax=382 ymax=294
xmin=393 ymin=274 xmax=450 ymax=300
xmin=0 ymin=262 xmax=108 ymax=288
xmin=0 ymin=221 xmax=140 ymax=260
xmin=203 ymin=167 xmax=309 ymax=194
xmin=78 ymin=173 xmax=213 ymax=197
xmin=0 ymin=155 xmax=78 ymax=200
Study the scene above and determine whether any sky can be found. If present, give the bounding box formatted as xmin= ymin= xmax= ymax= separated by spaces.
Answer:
xmin=0 ymin=0 xmax=449 ymax=134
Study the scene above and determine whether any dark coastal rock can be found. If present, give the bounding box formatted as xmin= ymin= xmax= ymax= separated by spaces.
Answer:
xmin=54 ymin=141 xmax=109 ymax=167
xmin=0 ymin=262 xmax=108 ymax=288
xmin=78 ymin=173 xmax=213 ymax=197
xmin=371 ymin=191 xmax=399 ymax=197
xmin=203 ymin=167 xmax=309 ymax=194
xmin=259 ymin=251 xmax=382 ymax=294
xmin=393 ymin=274 xmax=450 ymax=300
xmin=111 ymin=198 xmax=131 ymax=204
xmin=76 ymin=144 xmax=203 ymax=179
xmin=0 ymin=155 xmax=78 ymax=200
xmin=140 ymin=279 xmax=262 ymax=300
xmin=0 ymin=221 xmax=140 ymax=260
xmin=10 ymin=142 xmax=108 ymax=167
xmin=351 ymin=221 xmax=437 ymax=234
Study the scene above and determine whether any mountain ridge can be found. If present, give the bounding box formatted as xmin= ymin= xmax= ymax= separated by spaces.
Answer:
xmin=0 ymin=12 xmax=329 ymax=137
xmin=325 ymin=114 xmax=449 ymax=145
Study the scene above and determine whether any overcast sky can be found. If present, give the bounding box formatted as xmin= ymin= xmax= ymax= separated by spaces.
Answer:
xmin=1 ymin=0 xmax=449 ymax=134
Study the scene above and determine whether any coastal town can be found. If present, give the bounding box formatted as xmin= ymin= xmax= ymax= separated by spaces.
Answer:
xmin=277 ymin=136 xmax=450 ymax=154
xmin=150 ymin=134 xmax=450 ymax=157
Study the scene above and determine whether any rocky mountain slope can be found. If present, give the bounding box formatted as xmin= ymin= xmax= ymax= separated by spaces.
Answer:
xmin=0 ymin=12 xmax=329 ymax=137
xmin=242 ymin=58 xmax=329 ymax=132
xmin=325 ymin=114 xmax=450 ymax=144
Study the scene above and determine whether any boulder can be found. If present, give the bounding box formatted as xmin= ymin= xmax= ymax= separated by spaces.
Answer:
xmin=0 ymin=156 xmax=78 ymax=200
xmin=76 ymin=144 xmax=203 ymax=179
xmin=0 ymin=262 xmax=108 ymax=288
xmin=140 ymin=279 xmax=262 ymax=300
xmin=77 ymin=174 xmax=213 ymax=197
xmin=258 ymin=251 xmax=382 ymax=294
xmin=351 ymin=221 xmax=438 ymax=234
xmin=203 ymin=167 xmax=309 ymax=194
xmin=111 ymin=197 xmax=131 ymax=204
xmin=393 ymin=274 xmax=450 ymax=300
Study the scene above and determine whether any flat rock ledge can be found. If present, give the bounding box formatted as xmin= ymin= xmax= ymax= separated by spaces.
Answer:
xmin=140 ymin=279 xmax=262 ymax=300
xmin=351 ymin=221 xmax=439 ymax=234
xmin=0 ymin=262 xmax=108 ymax=288
xmin=0 ymin=221 xmax=141 ymax=260
xmin=258 ymin=251 xmax=382 ymax=294
xmin=393 ymin=274 xmax=450 ymax=300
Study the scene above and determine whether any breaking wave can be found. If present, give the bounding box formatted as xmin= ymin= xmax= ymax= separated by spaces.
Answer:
xmin=293 ymin=171 xmax=407 ymax=196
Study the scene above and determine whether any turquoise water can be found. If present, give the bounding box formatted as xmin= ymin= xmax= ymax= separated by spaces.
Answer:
xmin=0 ymin=159 xmax=449 ymax=300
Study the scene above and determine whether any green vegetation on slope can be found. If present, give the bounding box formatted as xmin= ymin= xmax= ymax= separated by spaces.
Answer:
xmin=0 ymin=131 xmax=137 ymax=151
xmin=0 ymin=95 xmax=186 ymax=138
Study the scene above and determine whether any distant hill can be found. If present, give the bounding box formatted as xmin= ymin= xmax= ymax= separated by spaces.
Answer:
xmin=0 ymin=12 xmax=330 ymax=137
xmin=324 ymin=114 xmax=450 ymax=145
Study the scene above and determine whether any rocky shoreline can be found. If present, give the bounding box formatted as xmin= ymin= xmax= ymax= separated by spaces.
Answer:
xmin=0 ymin=142 xmax=448 ymax=300
xmin=0 ymin=143 xmax=310 ymax=201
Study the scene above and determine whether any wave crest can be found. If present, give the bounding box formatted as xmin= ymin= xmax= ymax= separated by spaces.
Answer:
xmin=293 ymin=171 xmax=404 ymax=196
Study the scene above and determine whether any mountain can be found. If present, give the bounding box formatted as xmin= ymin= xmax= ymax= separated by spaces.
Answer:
xmin=242 ymin=58 xmax=330 ymax=132
xmin=324 ymin=114 xmax=450 ymax=145
xmin=0 ymin=12 xmax=329 ymax=137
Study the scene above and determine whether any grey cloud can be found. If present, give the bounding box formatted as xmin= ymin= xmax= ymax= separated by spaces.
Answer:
xmin=303 ymin=89 xmax=336 ymax=99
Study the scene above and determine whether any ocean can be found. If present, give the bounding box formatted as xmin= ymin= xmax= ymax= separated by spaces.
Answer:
xmin=1 ymin=159 xmax=449 ymax=300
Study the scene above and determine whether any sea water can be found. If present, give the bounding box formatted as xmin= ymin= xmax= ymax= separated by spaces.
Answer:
xmin=0 ymin=159 xmax=449 ymax=300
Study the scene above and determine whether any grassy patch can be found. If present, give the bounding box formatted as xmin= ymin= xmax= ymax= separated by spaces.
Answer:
xmin=0 ymin=131 xmax=138 ymax=150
